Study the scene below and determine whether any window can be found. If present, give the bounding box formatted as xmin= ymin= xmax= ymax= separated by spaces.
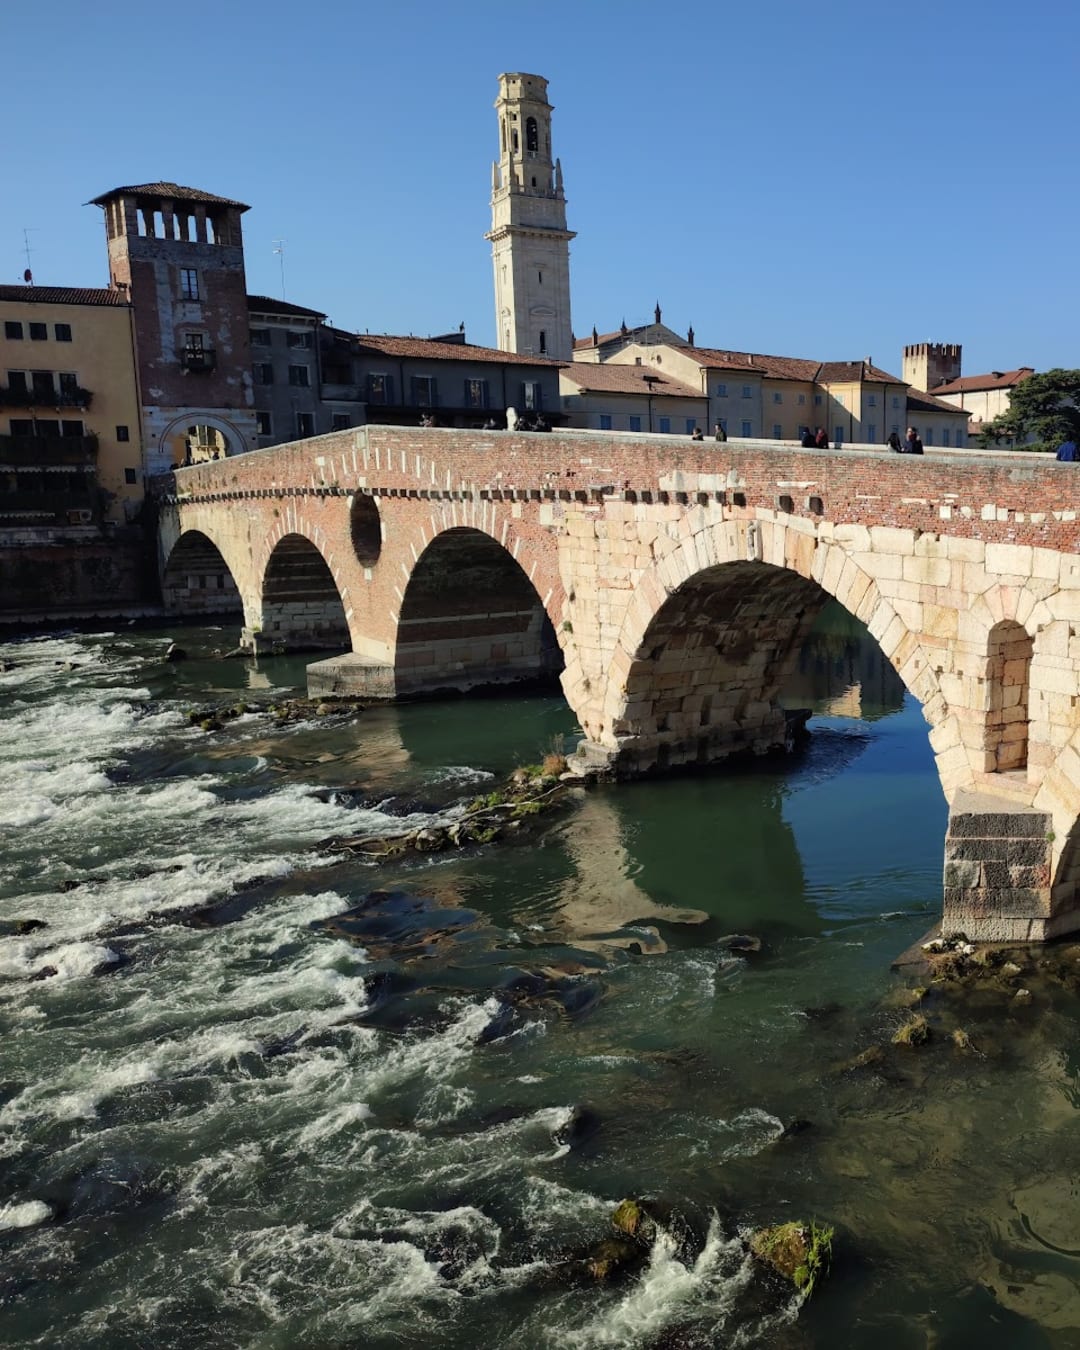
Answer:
xmin=331 ymin=413 xmax=350 ymax=431
xmin=956 ymin=430 xmax=965 ymax=447
xmin=367 ymin=373 xmax=392 ymax=403
xmin=538 ymin=270 xmax=543 ymax=284
xmin=924 ymin=428 xmax=933 ymax=445
xmin=942 ymin=429 xmax=950 ymax=446
xmin=716 ymin=383 xmax=727 ymax=397
xmin=741 ymin=420 xmax=752 ymax=436
xmin=10 ymin=419 xmax=32 ymax=435
xmin=741 ymin=384 xmax=752 ymax=398
xmin=5 ymin=321 xmax=23 ymax=340
xmin=599 ymin=414 xmax=612 ymax=430
xmin=296 ymin=412 xmax=314 ymax=437
xmin=179 ymin=268 xmax=199 ymax=301
xmin=253 ymin=362 xmax=274 ymax=385
xmin=659 ymin=416 xmax=671 ymax=433
xmin=58 ymin=373 xmax=78 ymax=397
xmin=287 ymin=331 xmax=312 ymax=349
xmin=31 ymin=371 xmax=54 ymax=398
xmin=256 ymin=411 xmax=272 ymax=436
xmin=867 ymin=394 xmax=877 ymax=407
xmin=772 ymin=391 xmax=782 ymax=405
xmin=835 ymin=426 xmax=844 ymax=445
xmin=539 ymin=330 xmax=547 ymax=354
xmin=288 ymin=365 xmax=310 ymax=387
xmin=412 ymin=375 xmax=437 ymax=406
xmin=773 ymin=423 xmax=782 ymax=439
xmin=686 ymin=418 xmax=696 ymax=434
xmin=634 ymin=356 xmax=642 ymax=366
xmin=250 ymin=328 xmax=271 ymax=346
xmin=892 ymin=396 xmax=901 ymax=409
xmin=29 ymin=323 xmax=47 ymax=341
xmin=866 ymin=423 xmax=877 ymax=442
xmin=54 ymin=324 xmax=72 ymax=342
xmin=629 ymin=415 xmax=642 ymax=432
xmin=34 ymin=419 xmax=59 ymax=437
xmin=521 ymin=380 xmax=541 ymax=410
xmin=814 ymin=393 xmax=822 ymax=405
xmin=61 ymin=419 xmax=84 ymax=437
xmin=797 ymin=393 xmax=806 ymax=405
xmin=526 ymin=116 xmax=539 ymax=152
xmin=7 ymin=371 xmax=27 ymax=393
xmin=464 ymin=378 xmax=488 ymax=409
xmin=124 ymin=467 xmax=138 ymax=485
xmin=116 ymin=424 xmax=130 ymax=442
xmin=778 ymin=494 xmax=794 ymax=513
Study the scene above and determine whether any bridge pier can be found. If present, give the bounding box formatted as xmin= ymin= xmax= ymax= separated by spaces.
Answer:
xmin=944 ymin=791 xmax=1054 ymax=941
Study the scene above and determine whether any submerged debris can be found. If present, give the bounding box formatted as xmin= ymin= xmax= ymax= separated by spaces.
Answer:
xmin=892 ymin=1014 xmax=931 ymax=1047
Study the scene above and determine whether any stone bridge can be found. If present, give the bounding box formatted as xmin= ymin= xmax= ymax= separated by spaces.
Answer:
xmin=160 ymin=425 xmax=1080 ymax=942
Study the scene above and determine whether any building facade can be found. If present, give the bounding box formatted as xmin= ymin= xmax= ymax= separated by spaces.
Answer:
xmin=486 ymin=73 xmax=575 ymax=362
xmin=249 ymin=296 xmax=330 ymax=449
xmin=91 ymin=182 xmax=258 ymax=473
xmin=0 ymin=287 xmax=143 ymax=526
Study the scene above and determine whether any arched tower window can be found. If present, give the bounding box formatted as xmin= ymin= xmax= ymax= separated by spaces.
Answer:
xmin=526 ymin=116 xmax=539 ymax=153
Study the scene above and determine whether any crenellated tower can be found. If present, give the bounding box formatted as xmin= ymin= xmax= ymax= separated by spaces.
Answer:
xmin=485 ymin=73 xmax=575 ymax=362
xmin=903 ymin=342 xmax=962 ymax=391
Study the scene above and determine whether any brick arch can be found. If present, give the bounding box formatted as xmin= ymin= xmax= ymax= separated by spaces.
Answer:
xmin=575 ymin=516 xmax=957 ymax=784
xmin=255 ymin=516 xmax=352 ymax=650
xmin=388 ymin=507 xmax=565 ymax=696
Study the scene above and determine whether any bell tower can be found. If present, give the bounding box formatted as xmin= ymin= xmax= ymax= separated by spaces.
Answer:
xmin=485 ymin=73 xmax=575 ymax=362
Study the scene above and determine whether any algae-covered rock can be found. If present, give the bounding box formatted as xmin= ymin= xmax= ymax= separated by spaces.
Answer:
xmin=748 ymin=1220 xmax=833 ymax=1296
xmin=835 ymin=1044 xmax=885 ymax=1075
xmin=587 ymin=1236 xmax=644 ymax=1281
xmin=611 ymin=1198 xmax=656 ymax=1243
xmin=893 ymin=1014 xmax=930 ymax=1047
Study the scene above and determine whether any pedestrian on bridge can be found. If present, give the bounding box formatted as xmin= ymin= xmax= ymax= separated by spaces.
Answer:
xmin=814 ymin=427 xmax=829 ymax=449
xmin=903 ymin=427 xmax=924 ymax=455
xmin=888 ymin=431 xmax=904 ymax=453
xmin=1056 ymin=440 xmax=1078 ymax=461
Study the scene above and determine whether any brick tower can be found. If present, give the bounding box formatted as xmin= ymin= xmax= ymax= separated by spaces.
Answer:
xmin=91 ymin=182 xmax=257 ymax=473
xmin=486 ymin=74 xmax=575 ymax=362
xmin=903 ymin=342 xmax=962 ymax=392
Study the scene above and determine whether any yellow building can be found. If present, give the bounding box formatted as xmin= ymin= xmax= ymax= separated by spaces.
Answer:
xmin=0 ymin=286 xmax=143 ymax=526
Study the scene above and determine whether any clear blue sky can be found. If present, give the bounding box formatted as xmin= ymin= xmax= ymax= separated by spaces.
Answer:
xmin=4 ymin=0 xmax=1075 ymax=377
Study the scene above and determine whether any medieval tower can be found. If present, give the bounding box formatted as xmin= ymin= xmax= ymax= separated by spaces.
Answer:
xmin=486 ymin=73 xmax=575 ymax=362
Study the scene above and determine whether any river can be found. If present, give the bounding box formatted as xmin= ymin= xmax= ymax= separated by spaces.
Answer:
xmin=0 ymin=606 xmax=1077 ymax=1348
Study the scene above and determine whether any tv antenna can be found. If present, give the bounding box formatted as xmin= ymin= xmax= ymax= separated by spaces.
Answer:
xmin=272 ymin=239 xmax=286 ymax=300
xmin=21 ymin=227 xmax=37 ymax=284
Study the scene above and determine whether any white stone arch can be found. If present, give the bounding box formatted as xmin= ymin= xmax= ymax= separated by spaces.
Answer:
xmin=158 ymin=412 xmax=250 ymax=471
xmin=163 ymin=510 xmax=261 ymax=629
xmin=581 ymin=514 xmax=959 ymax=789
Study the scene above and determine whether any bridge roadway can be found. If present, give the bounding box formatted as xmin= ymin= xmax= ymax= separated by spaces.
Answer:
xmin=160 ymin=425 xmax=1080 ymax=942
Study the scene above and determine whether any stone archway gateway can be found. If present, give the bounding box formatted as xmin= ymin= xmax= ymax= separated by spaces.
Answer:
xmin=162 ymin=423 xmax=1080 ymax=940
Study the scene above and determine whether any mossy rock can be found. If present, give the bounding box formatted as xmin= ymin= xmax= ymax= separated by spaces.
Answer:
xmin=749 ymin=1220 xmax=833 ymax=1296
xmin=587 ymin=1236 xmax=642 ymax=1281
xmin=892 ymin=1014 xmax=930 ymax=1047
xmin=611 ymin=1198 xmax=656 ymax=1243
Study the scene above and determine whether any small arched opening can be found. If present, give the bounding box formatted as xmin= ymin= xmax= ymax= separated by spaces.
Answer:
xmin=526 ymin=116 xmax=539 ymax=153
xmin=986 ymin=619 xmax=1033 ymax=772
xmin=396 ymin=527 xmax=562 ymax=695
xmin=350 ymin=493 xmax=382 ymax=566
xmin=261 ymin=534 xmax=349 ymax=650
xmin=162 ymin=530 xmax=242 ymax=616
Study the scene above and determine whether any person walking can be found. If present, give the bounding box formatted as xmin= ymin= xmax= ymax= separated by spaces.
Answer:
xmin=887 ymin=431 xmax=904 ymax=452
xmin=903 ymin=426 xmax=924 ymax=455
xmin=1056 ymin=439 xmax=1078 ymax=461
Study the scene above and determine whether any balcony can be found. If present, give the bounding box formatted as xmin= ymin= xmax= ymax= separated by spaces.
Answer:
xmin=0 ymin=433 xmax=99 ymax=467
xmin=0 ymin=384 xmax=93 ymax=410
xmin=181 ymin=346 xmax=216 ymax=373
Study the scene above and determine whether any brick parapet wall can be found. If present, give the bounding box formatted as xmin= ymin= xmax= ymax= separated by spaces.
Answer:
xmin=173 ymin=426 xmax=1080 ymax=550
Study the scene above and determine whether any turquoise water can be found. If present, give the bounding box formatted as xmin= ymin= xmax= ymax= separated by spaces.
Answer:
xmin=0 ymin=609 xmax=1076 ymax=1347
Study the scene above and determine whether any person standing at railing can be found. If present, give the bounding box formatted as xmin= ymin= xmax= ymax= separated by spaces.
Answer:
xmin=903 ymin=426 xmax=924 ymax=455
xmin=887 ymin=431 xmax=904 ymax=452
xmin=814 ymin=427 xmax=829 ymax=449
xmin=1056 ymin=439 xmax=1078 ymax=461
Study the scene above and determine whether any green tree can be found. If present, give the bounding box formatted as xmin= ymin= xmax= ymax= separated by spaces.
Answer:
xmin=979 ymin=368 xmax=1080 ymax=451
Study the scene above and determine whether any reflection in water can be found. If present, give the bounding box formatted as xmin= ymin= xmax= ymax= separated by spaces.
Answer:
xmin=781 ymin=600 xmax=907 ymax=720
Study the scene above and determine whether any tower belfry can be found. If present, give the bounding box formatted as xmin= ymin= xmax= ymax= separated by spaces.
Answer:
xmin=485 ymin=73 xmax=575 ymax=362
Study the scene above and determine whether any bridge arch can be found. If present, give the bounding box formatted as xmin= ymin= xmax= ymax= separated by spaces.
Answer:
xmin=570 ymin=516 xmax=954 ymax=783
xmin=161 ymin=528 xmax=243 ymax=617
xmin=259 ymin=532 xmax=350 ymax=650
xmin=158 ymin=412 xmax=249 ymax=470
xmin=393 ymin=525 xmax=563 ymax=695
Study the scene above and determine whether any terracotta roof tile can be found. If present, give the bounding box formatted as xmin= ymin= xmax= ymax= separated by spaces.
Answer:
xmin=560 ymin=365 xmax=702 ymax=398
xmin=906 ymin=386 xmax=971 ymax=415
xmin=0 ymin=285 xmax=128 ymax=307
xmin=675 ymin=346 xmax=768 ymax=374
xmin=89 ymin=182 xmax=249 ymax=209
xmin=931 ymin=368 xmax=1034 ymax=395
xmin=247 ymin=294 xmax=326 ymax=320
xmin=816 ymin=359 xmax=903 ymax=384
xmin=356 ymin=334 xmax=562 ymax=366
